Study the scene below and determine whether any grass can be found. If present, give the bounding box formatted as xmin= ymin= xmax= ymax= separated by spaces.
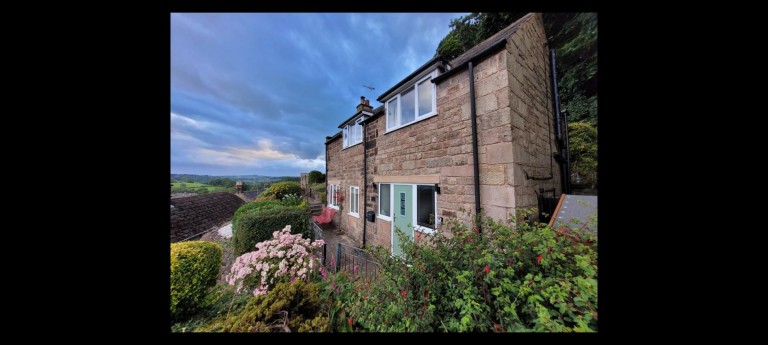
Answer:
xmin=171 ymin=182 xmax=226 ymax=192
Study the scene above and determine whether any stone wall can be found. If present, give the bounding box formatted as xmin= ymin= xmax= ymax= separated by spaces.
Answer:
xmin=505 ymin=13 xmax=560 ymax=213
xmin=170 ymin=192 xmax=245 ymax=242
xmin=326 ymin=134 xmax=365 ymax=246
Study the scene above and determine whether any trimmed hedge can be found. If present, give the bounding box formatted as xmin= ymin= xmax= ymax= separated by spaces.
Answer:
xmin=231 ymin=200 xmax=284 ymax=237
xmin=233 ymin=204 xmax=310 ymax=255
xmin=261 ymin=181 xmax=302 ymax=200
xmin=171 ymin=241 xmax=222 ymax=320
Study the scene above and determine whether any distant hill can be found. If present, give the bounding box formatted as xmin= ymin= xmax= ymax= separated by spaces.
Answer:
xmin=170 ymin=174 xmax=299 ymax=185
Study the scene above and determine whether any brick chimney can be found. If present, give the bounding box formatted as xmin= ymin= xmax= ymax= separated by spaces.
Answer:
xmin=236 ymin=180 xmax=243 ymax=193
xmin=357 ymin=96 xmax=372 ymax=112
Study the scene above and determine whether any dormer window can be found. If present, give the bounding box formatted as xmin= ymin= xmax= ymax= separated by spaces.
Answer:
xmin=385 ymin=72 xmax=437 ymax=132
xmin=343 ymin=116 xmax=366 ymax=148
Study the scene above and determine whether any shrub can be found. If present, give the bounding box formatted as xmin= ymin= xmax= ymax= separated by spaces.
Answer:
xmin=335 ymin=213 xmax=598 ymax=332
xmin=232 ymin=200 xmax=284 ymax=237
xmin=228 ymin=225 xmax=324 ymax=296
xmin=198 ymin=281 xmax=329 ymax=332
xmin=262 ymin=181 xmax=302 ymax=200
xmin=171 ymin=241 xmax=223 ymax=320
xmin=171 ymin=283 xmax=251 ymax=332
xmin=282 ymin=193 xmax=302 ymax=206
xmin=233 ymin=204 xmax=310 ymax=256
xmin=308 ymin=170 xmax=325 ymax=184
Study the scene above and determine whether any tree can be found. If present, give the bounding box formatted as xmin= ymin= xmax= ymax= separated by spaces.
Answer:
xmin=567 ymin=122 xmax=597 ymax=187
xmin=308 ymin=170 xmax=325 ymax=184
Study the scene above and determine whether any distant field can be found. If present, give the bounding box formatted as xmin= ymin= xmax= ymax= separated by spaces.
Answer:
xmin=171 ymin=182 xmax=226 ymax=192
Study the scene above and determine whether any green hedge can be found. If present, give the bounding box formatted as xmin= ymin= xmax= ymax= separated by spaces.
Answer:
xmin=233 ymin=204 xmax=310 ymax=255
xmin=231 ymin=200 xmax=284 ymax=237
xmin=171 ymin=241 xmax=222 ymax=320
xmin=261 ymin=181 xmax=302 ymax=200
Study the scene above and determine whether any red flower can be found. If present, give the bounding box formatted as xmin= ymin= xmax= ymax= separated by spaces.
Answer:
xmin=536 ymin=255 xmax=543 ymax=265
xmin=401 ymin=290 xmax=407 ymax=297
xmin=484 ymin=265 xmax=490 ymax=275
xmin=466 ymin=236 xmax=472 ymax=243
xmin=348 ymin=316 xmax=354 ymax=327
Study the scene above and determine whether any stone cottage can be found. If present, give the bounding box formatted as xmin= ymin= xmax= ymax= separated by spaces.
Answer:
xmin=324 ymin=13 xmax=565 ymax=255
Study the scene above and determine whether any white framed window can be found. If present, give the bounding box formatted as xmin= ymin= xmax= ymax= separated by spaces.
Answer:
xmin=349 ymin=186 xmax=359 ymax=217
xmin=329 ymin=184 xmax=340 ymax=209
xmin=416 ymin=185 xmax=436 ymax=228
xmin=378 ymin=183 xmax=391 ymax=220
xmin=385 ymin=72 xmax=437 ymax=132
xmin=343 ymin=117 xmax=366 ymax=149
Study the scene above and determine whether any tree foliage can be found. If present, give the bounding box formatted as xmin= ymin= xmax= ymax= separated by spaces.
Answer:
xmin=568 ymin=122 xmax=597 ymax=186
xmin=308 ymin=170 xmax=325 ymax=184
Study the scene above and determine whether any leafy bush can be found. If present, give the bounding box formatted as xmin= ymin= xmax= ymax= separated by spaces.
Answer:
xmin=282 ymin=193 xmax=302 ymax=206
xmin=568 ymin=122 xmax=597 ymax=187
xmin=334 ymin=213 xmax=597 ymax=332
xmin=198 ymin=281 xmax=329 ymax=332
xmin=232 ymin=200 xmax=284 ymax=237
xmin=228 ymin=225 xmax=324 ymax=296
xmin=171 ymin=241 xmax=223 ymax=320
xmin=308 ymin=170 xmax=325 ymax=184
xmin=171 ymin=283 xmax=251 ymax=332
xmin=262 ymin=181 xmax=302 ymax=200
xmin=233 ymin=203 xmax=310 ymax=256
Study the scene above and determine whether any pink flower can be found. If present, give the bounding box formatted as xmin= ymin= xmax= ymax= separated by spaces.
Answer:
xmin=353 ymin=265 xmax=359 ymax=274
xmin=400 ymin=290 xmax=407 ymax=298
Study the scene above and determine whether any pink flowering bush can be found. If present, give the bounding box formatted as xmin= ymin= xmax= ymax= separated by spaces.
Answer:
xmin=228 ymin=225 xmax=324 ymax=296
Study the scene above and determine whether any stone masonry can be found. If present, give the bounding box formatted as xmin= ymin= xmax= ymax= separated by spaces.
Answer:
xmin=327 ymin=13 xmax=560 ymax=250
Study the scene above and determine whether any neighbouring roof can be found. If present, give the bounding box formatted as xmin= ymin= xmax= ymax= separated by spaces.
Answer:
xmin=326 ymin=131 xmax=342 ymax=143
xmin=360 ymin=105 xmax=385 ymax=125
xmin=170 ymin=192 xmax=245 ymax=242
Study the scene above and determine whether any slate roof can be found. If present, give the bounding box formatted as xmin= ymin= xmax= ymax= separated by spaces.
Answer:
xmin=170 ymin=192 xmax=245 ymax=242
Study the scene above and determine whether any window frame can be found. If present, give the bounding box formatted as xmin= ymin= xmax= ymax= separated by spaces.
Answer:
xmin=349 ymin=185 xmax=360 ymax=217
xmin=386 ymin=183 xmax=438 ymax=236
xmin=329 ymin=184 xmax=340 ymax=210
xmin=378 ymin=183 xmax=392 ymax=221
xmin=384 ymin=71 xmax=438 ymax=133
xmin=342 ymin=116 xmax=367 ymax=149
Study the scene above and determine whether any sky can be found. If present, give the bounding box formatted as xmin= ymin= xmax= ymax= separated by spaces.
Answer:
xmin=171 ymin=13 xmax=467 ymax=177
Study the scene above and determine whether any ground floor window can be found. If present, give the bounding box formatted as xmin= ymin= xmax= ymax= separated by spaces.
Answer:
xmin=329 ymin=184 xmax=340 ymax=209
xmin=349 ymin=186 xmax=359 ymax=216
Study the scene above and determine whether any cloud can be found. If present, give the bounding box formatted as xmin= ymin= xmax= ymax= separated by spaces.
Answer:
xmin=171 ymin=13 xmax=467 ymax=176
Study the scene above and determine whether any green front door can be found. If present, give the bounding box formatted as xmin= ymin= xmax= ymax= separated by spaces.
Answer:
xmin=392 ymin=185 xmax=413 ymax=257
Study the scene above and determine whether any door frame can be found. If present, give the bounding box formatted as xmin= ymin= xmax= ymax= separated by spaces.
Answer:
xmin=389 ymin=183 xmax=438 ymax=255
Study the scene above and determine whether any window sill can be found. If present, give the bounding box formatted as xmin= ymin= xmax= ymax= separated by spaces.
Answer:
xmin=415 ymin=226 xmax=435 ymax=235
xmin=378 ymin=215 xmax=392 ymax=222
xmin=328 ymin=205 xmax=339 ymax=210
xmin=385 ymin=112 xmax=438 ymax=135
xmin=348 ymin=212 xmax=360 ymax=218
xmin=342 ymin=141 xmax=363 ymax=150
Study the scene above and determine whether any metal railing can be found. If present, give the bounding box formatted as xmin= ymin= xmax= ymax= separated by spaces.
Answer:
xmin=322 ymin=242 xmax=380 ymax=281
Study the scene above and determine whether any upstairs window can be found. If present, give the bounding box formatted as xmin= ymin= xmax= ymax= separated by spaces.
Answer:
xmin=343 ymin=117 xmax=366 ymax=148
xmin=385 ymin=74 xmax=436 ymax=131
